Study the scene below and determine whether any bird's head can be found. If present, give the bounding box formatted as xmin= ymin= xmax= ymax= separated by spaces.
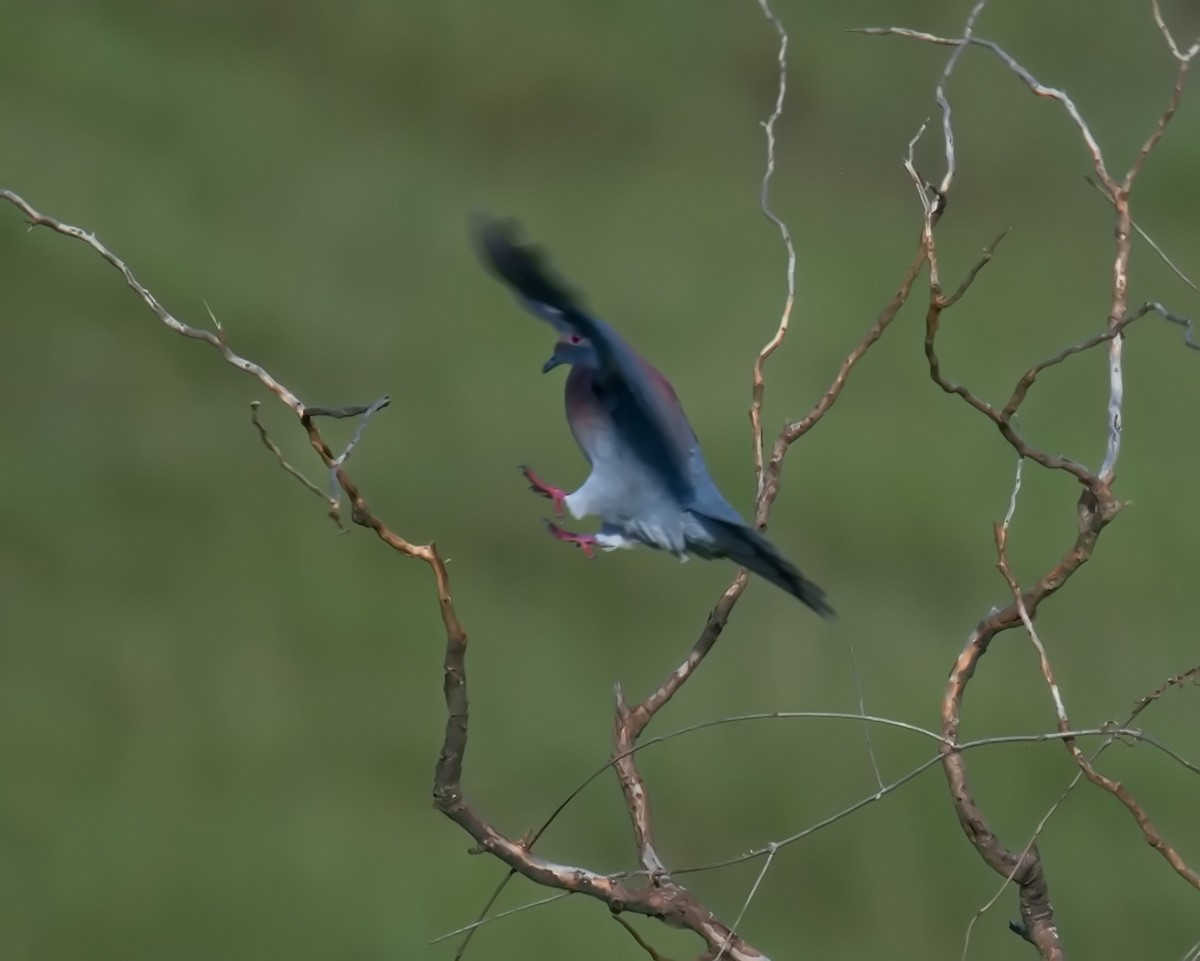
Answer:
xmin=543 ymin=330 xmax=598 ymax=373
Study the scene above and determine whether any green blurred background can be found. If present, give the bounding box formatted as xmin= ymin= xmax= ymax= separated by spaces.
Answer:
xmin=2 ymin=1 xmax=1198 ymax=958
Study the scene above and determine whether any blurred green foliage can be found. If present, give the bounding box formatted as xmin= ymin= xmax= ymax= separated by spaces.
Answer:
xmin=2 ymin=1 xmax=1198 ymax=958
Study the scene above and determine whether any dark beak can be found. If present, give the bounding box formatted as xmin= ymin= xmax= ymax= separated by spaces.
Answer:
xmin=542 ymin=354 xmax=563 ymax=374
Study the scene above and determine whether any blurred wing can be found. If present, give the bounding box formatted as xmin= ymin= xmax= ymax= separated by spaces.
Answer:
xmin=475 ymin=216 xmax=699 ymax=502
xmin=473 ymin=215 xmax=577 ymax=336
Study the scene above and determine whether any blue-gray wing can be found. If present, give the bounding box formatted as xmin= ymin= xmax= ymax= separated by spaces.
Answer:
xmin=475 ymin=216 xmax=699 ymax=504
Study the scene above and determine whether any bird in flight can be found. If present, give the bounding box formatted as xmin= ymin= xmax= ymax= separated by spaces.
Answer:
xmin=475 ymin=217 xmax=833 ymax=618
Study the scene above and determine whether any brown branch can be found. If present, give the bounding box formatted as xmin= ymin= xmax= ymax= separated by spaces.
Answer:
xmin=593 ymin=201 xmax=934 ymax=961
xmin=567 ymin=205 xmax=934 ymax=961
xmin=1128 ymin=665 xmax=1200 ymax=721
xmin=874 ymin=11 xmax=1107 ymax=950
xmin=1002 ymin=301 xmax=1199 ymax=427
xmin=748 ymin=0 xmax=795 ymax=498
xmin=858 ymin=5 xmax=1193 ymax=489
xmin=428 ymin=566 xmax=768 ymax=957
xmin=0 ymin=187 xmax=773 ymax=960
xmin=997 ymin=487 xmax=1200 ymax=891
xmin=443 ymin=580 xmax=761 ymax=956
xmin=613 ymin=683 xmax=668 ymax=878
xmin=1062 ymin=736 xmax=1200 ymax=889
xmin=586 ymin=0 xmax=801 ymax=927
xmin=745 ymin=228 xmax=935 ymax=538
xmin=575 ymin=1 xmax=936 ymax=943
xmin=914 ymin=5 xmax=1200 ymax=944
xmin=627 ymin=576 xmax=749 ymax=734
xmin=592 ymin=18 xmax=948 ymax=929
xmin=12 ymin=0 xmax=1195 ymax=952
xmin=1085 ymin=174 xmax=1200 ymax=295
xmin=0 ymin=189 xmax=308 ymax=417
xmin=854 ymin=27 xmax=1116 ymax=192
xmin=249 ymin=401 xmax=343 ymax=526
xmin=920 ymin=231 xmax=1104 ymax=489
xmin=1099 ymin=9 xmax=1197 ymax=482
xmin=438 ymin=3 xmax=871 ymax=945
xmin=1124 ymin=13 xmax=1198 ymax=189
xmin=939 ymin=453 xmax=1119 ymax=961
xmin=478 ymin=3 xmax=941 ymax=950
xmin=781 ymin=239 xmax=930 ymax=448
xmin=963 ymin=659 xmax=1200 ymax=953
xmin=930 ymin=253 xmax=1124 ymax=954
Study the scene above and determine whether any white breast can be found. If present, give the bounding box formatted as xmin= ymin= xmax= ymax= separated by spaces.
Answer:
xmin=565 ymin=430 xmax=673 ymax=524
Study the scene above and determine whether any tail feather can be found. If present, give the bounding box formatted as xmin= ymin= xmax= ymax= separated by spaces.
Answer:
xmin=690 ymin=513 xmax=834 ymax=618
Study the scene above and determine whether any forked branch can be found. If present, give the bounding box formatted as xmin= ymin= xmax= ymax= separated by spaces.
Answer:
xmin=861 ymin=1 xmax=1200 ymax=954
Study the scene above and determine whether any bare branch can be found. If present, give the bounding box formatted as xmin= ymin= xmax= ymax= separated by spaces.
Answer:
xmin=749 ymin=0 xmax=796 ymax=499
xmin=1003 ymin=301 xmax=1198 ymax=433
xmin=715 ymin=843 xmax=778 ymax=961
xmin=964 ymin=661 xmax=1200 ymax=956
xmin=1151 ymin=0 xmax=1200 ymax=63
xmin=327 ymin=394 xmax=391 ymax=505
xmin=994 ymin=457 xmax=1070 ymax=732
xmin=11 ymin=0 xmax=1199 ymax=954
xmin=1097 ymin=4 xmax=1200 ymax=486
xmin=932 ymin=0 xmax=991 ymax=193
xmin=304 ymin=402 xmax=389 ymax=419
xmin=1085 ymin=174 xmax=1199 ymax=293
xmin=330 ymin=395 xmax=391 ymax=468
xmin=1126 ymin=7 xmax=1198 ymax=188
xmin=249 ymin=401 xmax=342 ymax=527
xmin=0 ymin=189 xmax=306 ymax=416
xmin=1 ymin=186 xmax=771 ymax=961
xmin=920 ymin=231 xmax=1104 ymax=487
xmin=613 ymin=915 xmax=676 ymax=961
xmin=779 ymin=241 xmax=928 ymax=451
xmin=1149 ymin=302 xmax=1200 ymax=349
xmin=903 ymin=123 xmax=943 ymax=288
xmin=1128 ymin=665 xmax=1200 ymax=720
xmin=853 ymin=28 xmax=1114 ymax=190
xmin=647 ymin=719 xmax=1191 ymax=888
xmin=624 ymin=576 xmax=747 ymax=734
xmin=1066 ymin=750 xmax=1200 ymax=888
xmin=423 ymin=487 xmax=766 ymax=958
xmin=856 ymin=7 xmax=1200 ymax=487
xmin=429 ymin=892 xmax=573 ymax=944
xmin=612 ymin=683 xmax=669 ymax=878
xmin=945 ymin=229 xmax=1009 ymax=308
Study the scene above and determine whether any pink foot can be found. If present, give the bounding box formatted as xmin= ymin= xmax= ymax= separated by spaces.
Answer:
xmin=545 ymin=521 xmax=597 ymax=559
xmin=520 ymin=465 xmax=568 ymax=517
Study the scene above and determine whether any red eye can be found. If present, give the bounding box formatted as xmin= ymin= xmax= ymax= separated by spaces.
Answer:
xmin=570 ymin=334 xmax=582 ymax=345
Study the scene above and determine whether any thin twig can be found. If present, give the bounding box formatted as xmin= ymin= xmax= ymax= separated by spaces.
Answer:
xmin=0 ymin=187 xmax=767 ymax=961
xmin=963 ymin=660 xmax=1200 ymax=957
xmin=428 ymin=892 xmax=573 ymax=944
xmin=932 ymin=0 xmax=991 ymax=193
xmin=1086 ymin=175 xmax=1199 ymax=294
xmin=0 ymin=189 xmax=307 ymax=416
xmin=613 ymin=915 xmax=675 ymax=961
xmin=249 ymin=401 xmax=343 ymax=527
xmin=715 ymin=843 xmax=778 ymax=961
xmin=749 ymin=0 xmax=796 ymax=499
xmin=853 ymin=28 xmax=1115 ymax=190
xmin=327 ymin=394 xmax=391 ymax=505
xmin=994 ymin=457 xmax=1071 ymax=731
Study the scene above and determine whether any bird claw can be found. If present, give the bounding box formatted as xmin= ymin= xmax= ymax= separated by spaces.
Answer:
xmin=545 ymin=520 xmax=596 ymax=558
xmin=520 ymin=465 xmax=568 ymax=517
